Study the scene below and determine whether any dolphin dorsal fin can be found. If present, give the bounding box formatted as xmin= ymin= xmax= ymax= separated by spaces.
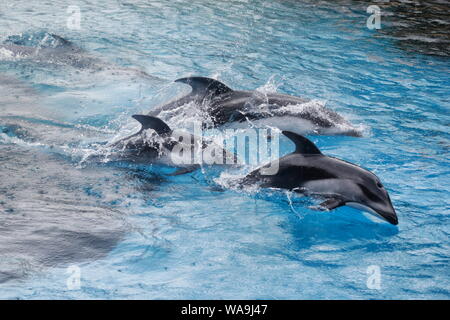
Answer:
xmin=282 ymin=131 xmax=322 ymax=155
xmin=132 ymin=115 xmax=172 ymax=136
xmin=175 ymin=76 xmax=233 ymax=97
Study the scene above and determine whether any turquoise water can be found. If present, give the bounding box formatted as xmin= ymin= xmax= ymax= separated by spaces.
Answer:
xmin=0 ymin=0 xmax=449 ymax=299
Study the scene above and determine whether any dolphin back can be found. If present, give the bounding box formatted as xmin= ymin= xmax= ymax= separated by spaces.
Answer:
xmin=175 ymin=76 xmax=233 ymax=97
xmin=132 ymin=115 xmax=172 ymax=136
xmin=3 ymin=32 xmax=76 ymax=50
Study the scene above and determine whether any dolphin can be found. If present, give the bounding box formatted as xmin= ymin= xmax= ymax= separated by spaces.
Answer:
xmin=148 ymin=76 xmax=362 ymax=137
xmin=241 ymin=131 xmax=398 ymax=225
xmin=0 ymin=33 xmax=99 ymax=69
xmin=0 ymin=32 xmax=157 ymax=80
xmin=105 ymin=115 xmax=239 ymax=173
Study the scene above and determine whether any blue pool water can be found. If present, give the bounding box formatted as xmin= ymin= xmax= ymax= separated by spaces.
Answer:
xmin=0 ymin=0 xmax=449 ymax=299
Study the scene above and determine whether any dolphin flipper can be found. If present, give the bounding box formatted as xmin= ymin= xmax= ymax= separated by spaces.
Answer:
xmin=308 ymin=198 xmax=345 ymax=211
xmin=282 ymin=131 xmax=322 ymax=155
xmin=317 ymin=198 xmax=345 ymax=211
xmin=132 ymin=115 xmax=172 ymax=136
xmin=175 ymin=76 xmax=233 ymax=97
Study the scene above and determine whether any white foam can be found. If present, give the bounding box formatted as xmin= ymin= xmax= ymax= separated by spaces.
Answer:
xmin=0 ymin=47 xmax=18 ymax=60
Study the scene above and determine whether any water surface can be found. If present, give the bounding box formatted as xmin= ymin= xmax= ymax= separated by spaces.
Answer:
xmin=0 ymin=0 xmax=449 ymax=299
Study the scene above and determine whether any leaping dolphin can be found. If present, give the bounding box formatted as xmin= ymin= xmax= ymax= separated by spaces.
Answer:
xmin=103 ymin=115 xmax=239 ymax=173
xmin=241 ymin=131 xmax=398 ymax=225
xmin=148 ymin=77 xmax=362 ymax=137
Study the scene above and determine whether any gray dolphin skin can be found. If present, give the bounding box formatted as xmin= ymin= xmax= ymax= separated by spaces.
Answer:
xmin=108 ymin=115 xmax=171 ymax=162
xmin=109 ymin=115 xmax=238 ymax=171
xmin=242 ymin=131 xmax=398 ymax=225
xmin=0 ymin=33 xmax=158 ymax=79
xmin=149 ymin=76 xmax=361 ymax=137
xmin=0 ymin=33 xmax=100 ymax=69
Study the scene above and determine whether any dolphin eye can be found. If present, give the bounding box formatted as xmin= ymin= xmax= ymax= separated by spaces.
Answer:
xmin=377 ymin=182 xmax=383 ymax=188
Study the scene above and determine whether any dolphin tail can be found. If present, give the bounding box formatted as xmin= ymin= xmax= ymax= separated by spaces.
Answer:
xmin=175 ymin=76 xmax=233 ymax=97
xmin=132 ymin=115 xmax=172 ymax=136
